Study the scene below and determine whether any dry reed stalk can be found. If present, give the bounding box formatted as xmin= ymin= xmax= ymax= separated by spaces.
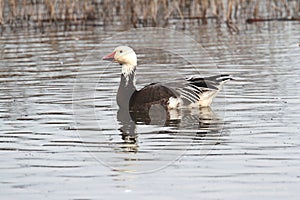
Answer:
xmin=178 ymin=0 xmax=184 ymax=12
xmin=138 ymin=0 xmax=145 ymax=25
xmin=79 ymin=1 xmax=84 ymax=20
xmin=174 ymin=0 xmax=184 ymax=20
xmin=140 ymin=0 xmax=147 ymax=24
xmin=163 ymin=0 xmax=184 ymax=20
xmin=103 ymin=0 xmax=114 ymax=25
xmin=164 ymin=1 xmax=175 ymax=20
xmin=210 ymin=0 xmax=224 ymax=22
xmin=8 ymin=0 xmax=16 ymax=23
xmin=115 ymin=0 xmax=120 ymax=15
xmin=201 ymin=0 xmax=208 ymax=23
xmin=188 ymin=0 xmax=195 ymax=17
xmin=162 ymin=0 xmax=169 ymax=26
xmin=211 ymin=0 xmax=224 ymax=23
xmin=200 ymin=0 xmax=208 ymax=19
xmin=219 ymin=0 xmax=225 ymax=17
xmin=68 ymin=0 xmax=76 ymax=22
xmin=58 ymin=0 xmax=62 ymax=20
xmin=122 ymin=0 xmax=129 ymax=26
xmin=266 ymin=0 xmax=271 ymax=17
xmin=227 ymin=0 xmax=233 ymax=21
xmin=272 ymin=0 xmax=283 ymax=17
xmin=83 ymin=1 xmax=96 ymax=20
xmin=234 ymin=0 xmax=239 ymax=19
xmin=150 ymin=0 xmax=157 ymax=23
xmin=65 ymin=0 xmax=69 ymax=21
xmin=239 ymin=0 xmax=247 ymax=17
xmin=45 ymin=0 xmax=57 ymax=22
xmin=226 ymin=0 xmax=239 ymax=33
xmin=33 ymin=0 xmax=42 ymax=25
xmin=295 ymin=0 xmax=300 ymax=17
xmin=20 ymin=0 xmax=25 ymax=20
xmin=140 ymin=0 xmax=149 ymax=26
xmin=195 ymin=0 xmax=201 ymax=17
xmin=27 ymin=0 xmax=34 ymax=21
xmin=186 ymin=0 xmax=191 ymax=17
xmin=210 ymin=0 xmax=217 ymax=16
xmin=282 ymin=0 xmax=290 ymax=16
xmin=69 ymin=0 xmax=76 ymax=22
xmin=0 ymin=0 xmax=4 ymax=24
xmin=82 ymin=1 xmax=91 ymax=22
xmin=253 ymin=0 xmax=259 ymax=18
xmin=130 ymin=0 xmax=138 ymax=27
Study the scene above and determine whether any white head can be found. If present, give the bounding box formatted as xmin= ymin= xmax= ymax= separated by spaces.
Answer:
xmin=103 ymin=46 xmax=138 ymax=86
xmin=103 ymin=46 xmax=137 ymax=67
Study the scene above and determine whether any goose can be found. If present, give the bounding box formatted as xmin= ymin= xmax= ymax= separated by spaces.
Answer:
xmin=102 ymin=46 xmax=232 ymax=112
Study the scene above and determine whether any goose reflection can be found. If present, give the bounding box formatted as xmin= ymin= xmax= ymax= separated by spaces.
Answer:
xmin=117 ymin=105 xmax=223 ymax=153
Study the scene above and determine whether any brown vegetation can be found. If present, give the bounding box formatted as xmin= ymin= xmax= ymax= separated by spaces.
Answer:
xmin=0 ymin=0 xmax=299 ymax=28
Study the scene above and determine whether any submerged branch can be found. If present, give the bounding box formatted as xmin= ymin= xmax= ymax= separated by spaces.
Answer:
xmin=246 ymin=17 xmax=300 ymax=23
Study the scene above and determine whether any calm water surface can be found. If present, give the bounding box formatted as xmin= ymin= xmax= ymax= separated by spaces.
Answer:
xmin=1 ymin=22 xmax=300 ymax=199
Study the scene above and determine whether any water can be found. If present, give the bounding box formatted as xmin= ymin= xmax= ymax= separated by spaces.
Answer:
xmin=1 ymin=22 xmax=300 ymax=199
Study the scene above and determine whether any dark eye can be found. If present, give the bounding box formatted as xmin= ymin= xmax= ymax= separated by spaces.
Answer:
xmin=119 ymin=50 xmax=123 ymax=53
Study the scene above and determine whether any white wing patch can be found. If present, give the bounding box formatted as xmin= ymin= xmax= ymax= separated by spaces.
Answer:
xmin=167 ymin=97 xmax=182 ymax=109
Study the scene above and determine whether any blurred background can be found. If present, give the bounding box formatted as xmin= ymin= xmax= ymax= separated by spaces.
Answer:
xmin=0 ymin=0 xmax=299 ymax=30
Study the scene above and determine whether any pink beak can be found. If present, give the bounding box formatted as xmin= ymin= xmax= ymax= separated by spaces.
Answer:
xmin=102 ymin=51 xmax=116 ymax=61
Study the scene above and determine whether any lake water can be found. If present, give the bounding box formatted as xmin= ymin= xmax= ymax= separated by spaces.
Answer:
xmin=1 ymin=21 xmax=300 ymax=199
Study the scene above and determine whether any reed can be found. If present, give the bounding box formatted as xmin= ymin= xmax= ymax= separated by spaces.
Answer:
xmin=0 ymin=0 xmax=4 ymax=24
xmin=8 ymin=0 xmax=16 ymax=23
xmin=0 ymin=0 xmax=298 ymax=28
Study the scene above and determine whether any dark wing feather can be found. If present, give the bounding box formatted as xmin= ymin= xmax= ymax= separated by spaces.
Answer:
xmin=129 ymin=83 xmax=178 ymax=111
xmin=186 ymin=74 xmax=233 ymax=84
xmin=181 ymin=74 xmax=232 ymax=104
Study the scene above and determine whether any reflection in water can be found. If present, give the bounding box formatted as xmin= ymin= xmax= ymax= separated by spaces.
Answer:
xmin=117 ymin=108 xmax=137 ymax=146
xmin=117 ymin=106 xmax=223 ymax=153
xmin=1 ymin=20 xmax=299 ymax=199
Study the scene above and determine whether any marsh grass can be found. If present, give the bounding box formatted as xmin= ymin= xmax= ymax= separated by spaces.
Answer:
xmin=0 ymin=0 xmax=299 ymax=28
